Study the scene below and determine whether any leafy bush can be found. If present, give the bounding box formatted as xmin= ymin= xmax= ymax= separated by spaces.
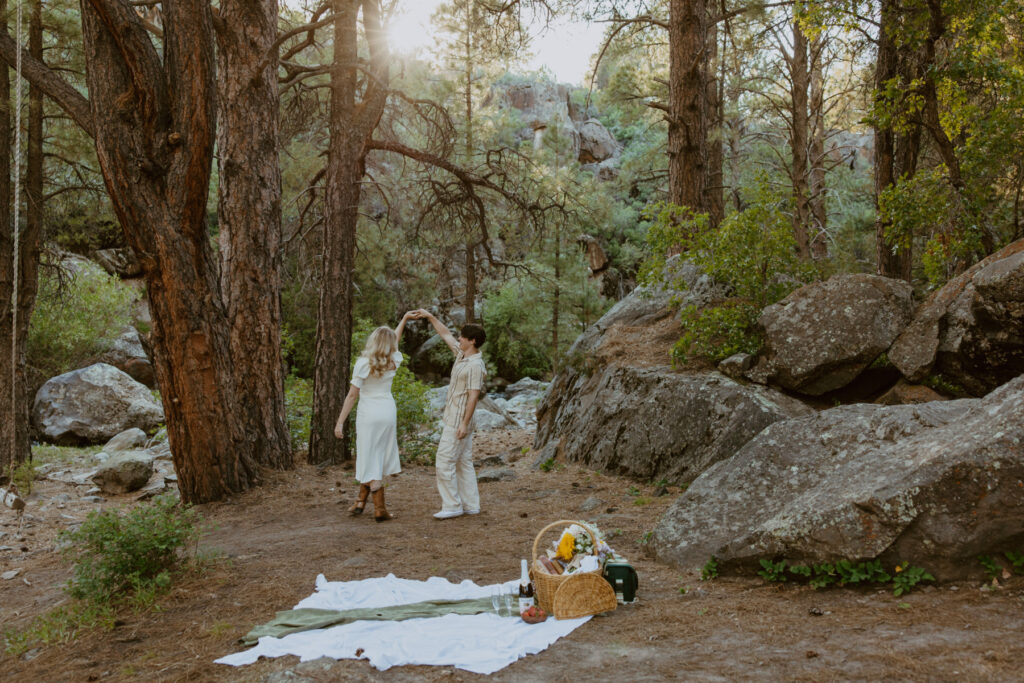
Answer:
xmin=284 ymin=374 xmax=314 ymax=451
xmin=750 ymin=558 xmax=932 ymax=595
xmin=640 ymin=184 xmax=816 ymax=364
xmin=59 ymin=495 xmax=200 ymax=604
xmin=701 ymin=556 xmax=719 ymax=581
xmin=28 ymin=261 xmax=136 ymax=381
xmin=482 ymin=281 xmax=553 ymax=380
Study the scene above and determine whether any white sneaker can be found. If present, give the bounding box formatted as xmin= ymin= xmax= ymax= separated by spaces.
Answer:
xmin=433 ymin=509 xmax=463 ymax=519
xmin=464 ymin=508 xmax=481 ymax=515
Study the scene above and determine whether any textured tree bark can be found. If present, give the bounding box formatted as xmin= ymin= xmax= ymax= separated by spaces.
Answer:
xmin=215 ymin=0 xmax=292 ymax=469
xmin=809 ymin=35 xmax=828 ymax=260
xmin=790 ymin=18 xmax=812 ymax=260
xmin=0 ymin=0 xmax=33 ymax=473
xmin=705 ymin=18 xmax=723 ymax=228
xmin=80 ymin=0 xmax=258 ymax=502
xmin=309 ymin=0 xmax=388 ymax=465
xmin=668 ymin=0 xmax=709 ymax=216
xmin=874 ymin=0 xmax=919 ymax=282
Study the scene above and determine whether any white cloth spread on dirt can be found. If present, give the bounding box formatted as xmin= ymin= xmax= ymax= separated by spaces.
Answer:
xmin=215 ymin=573 xmax=591 ymax=674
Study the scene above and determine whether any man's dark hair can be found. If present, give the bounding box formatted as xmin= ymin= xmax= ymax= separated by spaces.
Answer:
xmin=460 ymin=323 xmax=486 ymax=349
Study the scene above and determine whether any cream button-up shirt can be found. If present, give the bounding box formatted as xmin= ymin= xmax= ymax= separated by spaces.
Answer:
xmin=442 ymin=350 xmax=487 ymax=428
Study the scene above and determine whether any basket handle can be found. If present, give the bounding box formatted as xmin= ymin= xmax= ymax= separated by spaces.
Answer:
xmin=531 ymin=519 xmax=600 ymax=563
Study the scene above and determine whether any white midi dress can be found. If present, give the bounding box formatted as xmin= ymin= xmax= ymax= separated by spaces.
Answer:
xmin=352 ymin=351 xmax=404 ymax=483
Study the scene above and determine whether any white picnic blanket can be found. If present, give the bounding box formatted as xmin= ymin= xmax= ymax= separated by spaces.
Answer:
xmin=215 ymin=573 xmax=591 ymax=674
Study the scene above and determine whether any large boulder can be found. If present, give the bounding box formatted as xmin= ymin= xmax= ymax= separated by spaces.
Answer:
xmin=535 ymin=264 xmax=810 ymax=484
xmin=577 ymin=118 xmax=621 ymax=163
xmin=90 ymin=451 xmax=155 ymax=494
xmin=889 ymin=239 xmax=1024 ymax=395
xmin=651 ymin=375 xmax=1024 ymax=578
xmin=536 ymin=366 xmax=812 ymax=484
xmin=751 ymin=274 xmax=913 ymax=395
xmin=32 ymin=363 xmax=164 ymax=445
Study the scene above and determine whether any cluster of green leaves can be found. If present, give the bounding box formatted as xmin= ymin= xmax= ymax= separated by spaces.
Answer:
xmin=481 ymin=280 xmax=559 ymax=379
xmin=701 ymin=556 xmax=719 ymax=581
xmin=27 ymin=261 xmax=137 ymax=382
xmin=3 ymin=600 xmax=115 ymax=657
xmin=284 ymin=374 xmax=314 ymax=452
xmin=59 ymin=495 xmax=200 ymax=604
xmin=640 ymin=184 xmax=816 ymax=364
xmin=979 ymin=551 xmax=1024 ymax=578
xmin=757 ymin=558 xmax=934 ymax=596
xmin=870 ymin=0 xmax=1024 ymax=285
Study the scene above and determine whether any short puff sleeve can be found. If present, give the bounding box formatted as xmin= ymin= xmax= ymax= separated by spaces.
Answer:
xmin=392 ymin=350 xmax=404 ymax=368
xmin=351 ymin=357 xmax=370 ymax=388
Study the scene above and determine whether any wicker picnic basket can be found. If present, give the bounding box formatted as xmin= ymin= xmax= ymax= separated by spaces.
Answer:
xmin=529 ymin=520 xmax=617 ymax=619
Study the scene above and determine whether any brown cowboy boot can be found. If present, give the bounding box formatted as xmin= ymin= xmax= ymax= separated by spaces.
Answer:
xmin=348 ymin=484 xmax=370 ymax=516
xmin=372 ymin=487 xmax=394 ymax=522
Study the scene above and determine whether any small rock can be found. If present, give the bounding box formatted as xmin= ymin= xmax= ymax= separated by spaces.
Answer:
xmin=2 ymin=569 xmax=22 ymax=580
xmin=91 ymin=452 xmax=155 ymax=494
xmin=476 ymin=455 xmax=507 ymax=468
xmin=82 ymin=496 xmax=106 ymax=503
xmin=578 ymin=496 xmax=604 ymax=512
xmin=341 ymin=556 xmax=367 ymax=568
xmin=103 ymin=428 xmax=148 ymax=453
xmin=476 ymin=467 xmax=515 ymax=483
xmin=718 ymin=353 xmax=755 ymax=379
xmin=808 ymin=607 xmax=824 ymax=616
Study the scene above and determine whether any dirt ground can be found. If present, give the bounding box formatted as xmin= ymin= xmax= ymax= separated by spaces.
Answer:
xmin=2 ymin=427 xmax=1023 ymax=682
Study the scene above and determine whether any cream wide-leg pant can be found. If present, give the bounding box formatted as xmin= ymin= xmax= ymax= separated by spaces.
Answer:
xmin=434 ymin=425 xmax=480 ymax=513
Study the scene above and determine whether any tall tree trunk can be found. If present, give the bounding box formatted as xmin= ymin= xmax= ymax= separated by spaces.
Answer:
xmin=551 ymin=229 xmax=560 ymax=365
xmin=0 ymin=0 xmax=33 ymax=473
xmin=808 ymin=35 xmax=828 ymax=260
xmin=462 ymin=1 xmax=476 ymax=323
xmin=465 ymin=241 xmax=476 ymax=323
xmin=705 ymin=17 xmax=723 ymax=228
xmin=215 ymin=0 xmax=292 ymax=469
xmin=874 ymin=0 xmax=919 ymax=281
xmin=80 ymin=0 xmax=258 ymax=503
xmin=668 ymin=0 xmax=709 ymax=216
xmin=790 ymin=18 xmax=812 ymax=260
xmin=309 ymin=0 xmax=388 ymax=465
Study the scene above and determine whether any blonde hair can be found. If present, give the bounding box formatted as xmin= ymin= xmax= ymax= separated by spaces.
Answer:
xmin=361 ymin=326 xmax=398 ymax=377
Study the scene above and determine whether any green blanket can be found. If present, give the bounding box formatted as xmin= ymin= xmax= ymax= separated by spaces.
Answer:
xmin=241 ymin=597 xmax=497 ymax=646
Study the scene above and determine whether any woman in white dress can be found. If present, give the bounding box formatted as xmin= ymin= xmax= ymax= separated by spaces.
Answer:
xmin=334 ymin=312 xmax=415 ymax=522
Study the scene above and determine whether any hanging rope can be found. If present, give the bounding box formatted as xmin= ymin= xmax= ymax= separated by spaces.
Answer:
xmin=10 ymin=0 xmax=24 ymax=467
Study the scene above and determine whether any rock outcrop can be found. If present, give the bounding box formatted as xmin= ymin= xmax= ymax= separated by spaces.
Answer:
xmin=535 ymin=263 xmax=810 ymax=484
xmin=889 ymin=239 xmax=1024 ymax=395
xmin=750 ymin=274 xmax=914 ymax=395
xmin=32 ymin=363 xmax=164 ymax=445
xmin=536 ymin=366 xmax=812 ymax=484
xmin=652 ymin=375 xmax=1024 ymax=578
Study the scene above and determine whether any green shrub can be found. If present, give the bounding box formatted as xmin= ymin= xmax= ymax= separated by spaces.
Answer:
xmin=482 ymin=281 xmax=554 ymax=380
xmin=701 ymin=556 xmax=719 ymax=581
xmin=640 ymin=182 xmax=816 ymax=364
xmin=59 ymin=495 xmax=200 ymax=604
xmin=3 ymin=601 xmax=115 ymax=657
xmin=28 ymin=262 xmax=136 ymax=381
xmin=284 ymin=374 xmax=314 ymax=451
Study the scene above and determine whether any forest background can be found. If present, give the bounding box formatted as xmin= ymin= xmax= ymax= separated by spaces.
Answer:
xmin=1 ymin=0 xmax=1022 ymax=504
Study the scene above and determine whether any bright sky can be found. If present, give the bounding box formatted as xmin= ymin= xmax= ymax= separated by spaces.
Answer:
xmin=385 ymin=2 xmax=606 ymax=86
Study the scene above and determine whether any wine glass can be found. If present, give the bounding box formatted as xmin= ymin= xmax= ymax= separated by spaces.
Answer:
xmin=502 ymin=590 xmax=514 ymax=617
xmin=491 ymin=587 xmax=502 ymax=615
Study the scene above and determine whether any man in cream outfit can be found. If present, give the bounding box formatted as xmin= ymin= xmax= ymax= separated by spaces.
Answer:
xmin=416 ymin=309 xmax=487 ymax=519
